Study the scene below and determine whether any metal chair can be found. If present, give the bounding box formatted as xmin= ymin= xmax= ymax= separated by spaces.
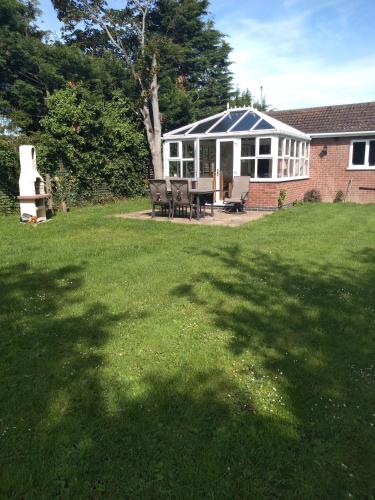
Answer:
xmin=149 ymin=179 xmax=171 ymax=218
xmin=170 ymin=179 xmax=194 ymax=219
xmin=197 ymin=177 xmax=215 ymax=216
xmin=223 ymin=176 xmax=250 ymax=213
xmin=165 ymin=176 xmax=192 ymax=191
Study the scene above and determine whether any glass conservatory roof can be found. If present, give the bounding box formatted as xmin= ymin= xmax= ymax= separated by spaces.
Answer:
xmin=165 ymin=107 xmax=308 ymax=139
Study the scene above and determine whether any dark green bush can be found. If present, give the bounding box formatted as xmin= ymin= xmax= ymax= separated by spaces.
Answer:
xmin=334 ymin=190 xmax=344 ymax=203
xmin=303 ymin=189 xmax=322 ymax=203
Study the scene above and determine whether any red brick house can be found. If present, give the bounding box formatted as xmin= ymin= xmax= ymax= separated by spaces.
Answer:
xmin=162 ymin=102 xmax=375 ymax=209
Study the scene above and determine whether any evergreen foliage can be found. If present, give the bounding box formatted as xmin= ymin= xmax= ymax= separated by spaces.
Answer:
xmin=37 ymin=85 xmax=149 ymax=201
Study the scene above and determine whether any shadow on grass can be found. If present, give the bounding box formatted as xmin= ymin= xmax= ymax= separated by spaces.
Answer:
xmin=171 ymin=244 xmax=375 ymax=497
xmin=1 ymin=249 xmax=374 ymax=497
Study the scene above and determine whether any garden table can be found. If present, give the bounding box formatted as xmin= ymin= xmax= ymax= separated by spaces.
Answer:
xmin=189 ymin=189 xmax=219 ymax=220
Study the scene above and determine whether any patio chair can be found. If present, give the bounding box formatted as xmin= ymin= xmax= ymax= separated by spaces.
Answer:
xmin=170 ymin=179 xmax=194 ymax=219
xmin=197 ymin=177 xmax=215 ymax=216
xmin=149 ymin=179 xmax=171 ymax=218
xmin=223 ymin=176 xmax=250 ymax=213
xmin=165 ymin=176 xmax=192 ymax=191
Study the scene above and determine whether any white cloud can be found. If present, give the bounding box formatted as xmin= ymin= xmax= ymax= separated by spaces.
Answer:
xmin=217 ymin=6 xmax=375 ymax=109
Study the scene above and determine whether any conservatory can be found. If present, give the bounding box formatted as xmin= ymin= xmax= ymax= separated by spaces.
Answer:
xmin=162 ymin=107 xmax=311 ymax=206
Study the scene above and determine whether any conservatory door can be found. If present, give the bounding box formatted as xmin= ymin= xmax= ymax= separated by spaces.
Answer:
xmin=216 ymin=140 xmax=234 ymax=203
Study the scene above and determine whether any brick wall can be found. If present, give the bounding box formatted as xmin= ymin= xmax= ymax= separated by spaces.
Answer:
xmin=246 ymin=179 xmax=311 ymax=209
xmin=245 ymin=136 xmax=375 ymax=209
xmin=309 ymin=137 xmax=375 ymax=203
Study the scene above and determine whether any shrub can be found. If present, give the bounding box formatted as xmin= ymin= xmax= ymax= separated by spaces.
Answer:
xmin=278 ymin=189 xmax=287 ymax=209
xmin=37 ymin=85 xmax=150 ymax=204
xmin=303 ymin=189 xmax=321 ymax=203
xmin=334 ymin=190 xmax=344 ymax=203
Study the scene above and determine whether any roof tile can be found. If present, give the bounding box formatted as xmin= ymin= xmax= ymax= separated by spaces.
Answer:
xmin=267 ymin=102 xmax=375 ymax=134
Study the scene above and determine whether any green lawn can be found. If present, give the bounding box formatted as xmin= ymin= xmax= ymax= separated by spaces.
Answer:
xmin=1 ymin=200 xmax=375 ymax=498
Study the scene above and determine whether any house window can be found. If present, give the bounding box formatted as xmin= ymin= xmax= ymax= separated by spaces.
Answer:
xmin=169 ymin=142 xmax=179 ymax=158
xmin=167 ymin=140 xmax=195 ymax=177
xmin=277 ymin=137 xmax=309 ymax=179
xmin=350 ymin=139 xmax=375 ymax=168
xmin=240 ymin=137 xmax=272 ymax=179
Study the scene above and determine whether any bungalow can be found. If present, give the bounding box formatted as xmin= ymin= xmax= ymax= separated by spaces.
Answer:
xmin=162 ymin=101 xmax=375 ymax=209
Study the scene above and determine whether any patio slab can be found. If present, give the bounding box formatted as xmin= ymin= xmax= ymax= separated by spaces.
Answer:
xmin=114 ymin=209 xmax=272 ymax=227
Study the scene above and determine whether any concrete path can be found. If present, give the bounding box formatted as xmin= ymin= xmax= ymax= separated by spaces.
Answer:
xmin=115 ymin=209 xmax=272 ymax=227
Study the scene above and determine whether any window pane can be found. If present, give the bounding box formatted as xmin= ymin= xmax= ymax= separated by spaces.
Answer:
xmin=278 ymin=138 xmax=283 ymax=156
xmin=188 ymin=116 xmax=220 ymax=134
xmin=299 ymin=159 xmax=304 ymax=176
xmin=304 ymin=160 xmax=308 ymax=176
xmin=169 ymin=161 xmax=180 ymax=176
xmin=296 ymin=142 xmax=300 ymax=157
xmin=170 ymin=143 xmax=179 ymax=158
xmin=283 ymin=159 xmax=288 ymax=177
xmin=254 ymin=119 xmax=274 ymax=130
xmin=258 ymin=159 xmax=272 ymax=178
xmin=182 ymin=160 xmax=194 ymax=177
xmin=352 ymin=141 xmax=366 ymax=165
xmin=231 ymin=112 xmax=260 ymax=132
xmin=241 ymin=159 xmax=255 ymax=178
xmin=182 ymin=141 xmax=194 ymax=158
xmin=285 ymin=139 xmax=290 ymax=156
xmin=295 ymin=159 xmax=300 ymax=176
xmin=289 ymin=159 xmax=294 ymax=176
xmin=259 ymin=138 xmax=271 ymax=155
xmin=290 ymin=140 xmax=295 ymax=157
xmin=277 ymin=159 xmax=283 ymax=177
xmin=301 ymin=142 xmax=306 ymax=157
xmin=241 ymin=138 xmax=255 ymax=157
xmin=210 ymin=111 xmax=246 ymax=133
xmin=369 ymin=141 xmax=375 ymax=166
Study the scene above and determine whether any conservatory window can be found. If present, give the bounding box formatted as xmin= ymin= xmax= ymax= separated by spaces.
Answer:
xmin=241 ymin=138 xmax=256 ymax=157
xmin=258 ymin=159 xmax=272 ymax=178
xmin=169 ymin=160 xmax=180 ymax=176
xmin=182 ymin=141 xmax=194 ymax=159
xmin=241 ymin=159 xmax=256 ymax=177
xmin=167 ymin=140 xmax=195 ymax=177
xmin=169 ymin=142 xmax=179 ymax=158
xmin=240 ymin=137 xmax=272 ymax=179
xmin=350 ymin=140 xmax=375 ymax=168
xmin=277 ymin=138 xmax=309 ymax=179
xmin=259 ymin=138 xmax=271 ymax=155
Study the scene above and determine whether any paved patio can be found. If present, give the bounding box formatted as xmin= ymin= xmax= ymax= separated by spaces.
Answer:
xmin=115 ymin=208 xmax=272 ymax=227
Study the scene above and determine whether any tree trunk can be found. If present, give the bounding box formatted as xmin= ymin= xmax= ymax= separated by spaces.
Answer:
xmin=141 ymin=53 xmax=163 ymax=179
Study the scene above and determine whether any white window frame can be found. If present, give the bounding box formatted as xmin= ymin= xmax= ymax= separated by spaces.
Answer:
xmin=164 ymin=140 xmax=197 ymax=178
xmin=348 ymin=139 xmax=375 ymax=170
xmin=240 ymin=136 xmax=274 ymax=180
xmin=275 ymin=137 xmax=309 ymax=181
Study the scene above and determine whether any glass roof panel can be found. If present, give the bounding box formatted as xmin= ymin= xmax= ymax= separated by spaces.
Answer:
xmin=188 ymin=116 xmax=221 ymax=134
xmin=253 ymin=119 xmax=274 ymax=130
xmin=170 ymin=125 xmax=192 ymax=135
xmin=231 ymin=112 xmax=260 ymax=132
xmin=209 ymin=111 xmax=246 ymax=133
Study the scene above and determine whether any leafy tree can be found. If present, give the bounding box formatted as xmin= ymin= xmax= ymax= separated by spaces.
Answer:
xmin=51 ymin=0 xmax=234 ymax=174
xmin=0 ymin=0 xmax=134 ymax=133
xmin=231 ymin=87 xmax=253 ymax=107
xmin=37 ymin=84 xmax=149 ymax=200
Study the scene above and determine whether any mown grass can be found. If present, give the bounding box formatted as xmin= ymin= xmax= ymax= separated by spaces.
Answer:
xmin=0 ymin=199 xmax=375 ymax=498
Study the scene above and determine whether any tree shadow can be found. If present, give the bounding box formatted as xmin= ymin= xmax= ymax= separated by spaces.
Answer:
xmin=170 ymin=244 xmax=375 ymax=497
xmin=1 ymin=248 xmax=375 ymax=497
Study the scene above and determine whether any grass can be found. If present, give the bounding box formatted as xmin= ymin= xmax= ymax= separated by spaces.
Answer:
xmin=1 ymin=199 xmax=375 ymax=498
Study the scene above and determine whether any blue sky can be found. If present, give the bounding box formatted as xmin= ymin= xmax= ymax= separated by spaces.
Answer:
xmin=37 ymin=0 xmax=375 ymax=109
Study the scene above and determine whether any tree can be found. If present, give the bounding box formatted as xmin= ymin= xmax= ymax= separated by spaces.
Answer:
xmin=51 ymin=0 xmax=234 ymax=175
xmin=51 ymin=0 xmax=165 ymax=178
xmin=37 ymin=84 xmax=149 ymax=200
xmin=231 ymin=87 xmax=253 ymax=107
